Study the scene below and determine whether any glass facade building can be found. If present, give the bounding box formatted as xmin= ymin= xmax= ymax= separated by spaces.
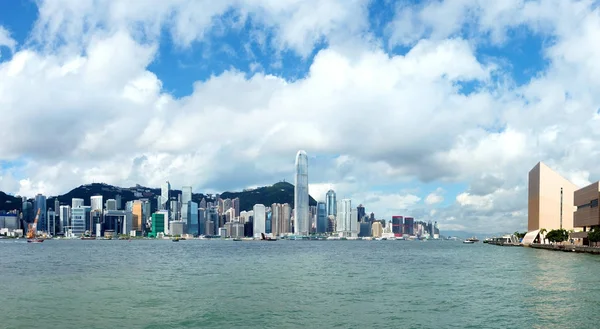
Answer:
xmin=326 ymin=190 xmax=336 ymax=217
xmin=294 ymin=150 xmax=309 ymax=235
xmin=316 ymin=202 xmax=327 ymax=234
xmin=34 ymin=194 xmax=47 ymax=233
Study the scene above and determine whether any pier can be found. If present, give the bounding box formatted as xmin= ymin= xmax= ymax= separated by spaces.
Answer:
xmin=529 ymin=243 xmax=600 ymax=255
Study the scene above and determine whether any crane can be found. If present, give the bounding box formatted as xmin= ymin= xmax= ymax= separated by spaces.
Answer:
xmin=26 ymin=208 xmax=43 ymax=242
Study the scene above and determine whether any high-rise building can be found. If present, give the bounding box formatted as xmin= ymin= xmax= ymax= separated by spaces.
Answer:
xmin=336 ymin=199 xmax=355 ymax=237
xmin=198 ymin=208 xmax=206 ymax=236
xmin=106 ymin=199 xmax=117 ymax=211
xmin=161 ymin=181 xmax=170 ymax=210
xmin=359 ymin=221 xmax=371 ymax=237
xmin=357 ymin=204 xmax=365 ymax=222
xmin=253 ymin=204 xmax=266 ymax=238
xmin=132 ymin=201 xmax=143 ymax=233
xmin=528 ymin=162 xmax=578 ymax=231
xmin=372 ymin=221 xmax=383 ymax=238
xmin=90 ymin=195 xmax=103 ymax=212
xmin=404 ymin=217 xmax=414 ymax=236
xmin=232 ymin=198 xmax=240 ymax=219
xmin=294 ymin=150 xmax=309 ymax=235
xmin=326 ymin=190 xmax=336 ymax=217
xmin=282 ymin=204 xmax=291 ymax=233
xmin=59 ymin=205 xmax=70 ymax=234
xmin=188 ymin=201 xmax=198 ymax=235
xmin=150 ymin=212 xmax=165 ymax=237
xmin=115 ymin=194 xmax=122 ymax=210
xmin=200 ymin=198 xmax=207 ymax=209
xmin=72 ymin=198 xmax=84 ymax=209
xmin=54 ymin=199 xmax=60 ymax=219
xmin=34 ymin=194 xmax=47 ymax=233
xmin=316 ymin=202 xmax=327 ymax=234
xmin=182 ymin=186 xmax=192 ymax=205
xmin=71 ymin=207 xmax=86 ymax=236
xmin=47 ymin=209 xmax=56 ymax=236
xmin=392 ymin=216 xmax=403 ymax=236
xmin=265 ymin=208 xmax=272 ymax=234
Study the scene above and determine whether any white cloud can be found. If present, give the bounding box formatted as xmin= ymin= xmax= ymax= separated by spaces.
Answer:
xmin=0 ymin=26 xmax=16 ymax=55
xmin=425 ymin=188 xmax=444 ymax=205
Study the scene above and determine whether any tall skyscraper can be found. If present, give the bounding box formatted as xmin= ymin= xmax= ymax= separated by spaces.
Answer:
xmin=132 ymin=201 xmax=143 ymax=233
xmin=115 ymin=194 xmax=122 ymax=210
xmin=188 ymin=201 xmax=198 ymax=235
xmin=282 ymin=203 xmax=291 ymax=233
xmin=106 ymin=199 xmax=117 ymax=211
xmin=232 ymin=198 xmax=240 ymax=219
xmin=200 ymin=198 xmax=207 ymax=209
xmin=404 ymin=217 xmax=415 ymax=236
xmin=34 ymin=194 xmax=47 ymax=232
xmin=161 ymin=181 xmax=171 ymax=210
xmin=316 ymin=202 xmax=327 ymax=234
xmin=392 ymin=216 xmax=403 ymax=236
xmin=91 ymin=195 xmax=103 ymax=212
xmin=253 ymin=204 xmax=266 ymax=238
xmin=336 ymin=199 xmax=353 ymax=237
xmin=54 ymin=199 xmax=60 ymax=219
xmin=182 ymin=186 xmax=192 ymax=205
xmin=294 ymin=150 xmax=309 ymax=235
xmin=357 ymin=204 xmax=365 ymax=222
xmin=59 ymin=205 xmax=70 ymax=234
xmin=326 ymin=190 xmax=336 ymax=217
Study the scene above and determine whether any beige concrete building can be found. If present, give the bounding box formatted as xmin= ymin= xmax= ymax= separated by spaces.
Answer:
xmin=573 ymin=182 xmax=600 ymax=230
xmin=372 ymin=221 xmax=383 ymax=238
xmin=132 ymin=201 xmax=143 ymax=232
xmin=528 ymin=162 xmax=578 ymax=231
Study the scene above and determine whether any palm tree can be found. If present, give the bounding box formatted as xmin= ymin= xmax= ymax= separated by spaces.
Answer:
xmin=540 ymin=228 xmax=547 ymax=244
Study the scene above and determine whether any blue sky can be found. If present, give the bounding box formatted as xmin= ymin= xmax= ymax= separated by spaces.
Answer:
xmin=1 ymin=0 xmax=599 ymax=233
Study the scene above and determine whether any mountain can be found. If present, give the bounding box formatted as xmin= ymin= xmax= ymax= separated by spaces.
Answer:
xmin=0 ymin=191 xmax=20 ymax=212
xmin=0 ymin=181 xmax=316 ymax=212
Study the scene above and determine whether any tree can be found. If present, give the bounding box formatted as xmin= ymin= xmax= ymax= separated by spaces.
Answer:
xmin=546 ymin=229 xmax=569 ymax=244
xmin=587 ymin=227 xmax=600 ymax=246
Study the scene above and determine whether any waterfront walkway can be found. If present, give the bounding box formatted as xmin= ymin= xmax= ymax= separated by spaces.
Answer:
xmin=530 ymin=243 xmax=600 ymax=254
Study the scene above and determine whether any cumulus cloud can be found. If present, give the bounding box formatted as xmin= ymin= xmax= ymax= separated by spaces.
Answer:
xmin=0 ymin=26 xmax=16 ymax=55
xmin=425 ymin=188 xmax=444 ymax=205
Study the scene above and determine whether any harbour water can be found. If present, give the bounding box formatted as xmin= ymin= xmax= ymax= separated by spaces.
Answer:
xmin=1 ymin=240 xmax=600 ymax=328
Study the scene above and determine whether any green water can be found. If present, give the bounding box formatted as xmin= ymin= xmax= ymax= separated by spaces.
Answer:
xmin=1 ymin=240 xmax=599 ymax=329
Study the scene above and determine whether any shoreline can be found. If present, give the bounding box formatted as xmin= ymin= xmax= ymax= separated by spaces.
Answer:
xmin=529 ymin=243 xmax=600 ymax=255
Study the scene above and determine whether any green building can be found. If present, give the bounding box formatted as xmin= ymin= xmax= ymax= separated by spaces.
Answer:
xmin=149 ymin=213 xmax=165 ymax=238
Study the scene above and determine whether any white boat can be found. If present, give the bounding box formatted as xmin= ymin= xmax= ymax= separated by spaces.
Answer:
xmin=463 ymin=240 xmax=475 ymax=244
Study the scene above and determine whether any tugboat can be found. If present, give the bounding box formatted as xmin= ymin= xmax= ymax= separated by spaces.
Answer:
xmin=260 ymin=233 xmax=277 ymax=241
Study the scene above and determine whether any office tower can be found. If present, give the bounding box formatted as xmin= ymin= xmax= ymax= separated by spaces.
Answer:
xmin=359 ymin=221 xmax=371 ymax=237
xmin=206 ymin=207 xmax=218 ymax=235
xmin=47 ymin=209 xmax=56 ymax=236
xmin=392 ymin=216 xmax=403 ymax=236
xmin=200 ymin=198 xmax=207 ymax=209
xmin=115 ymin=194 xmax=122 ymax=210
xmin=253 ymin=204 xmax=266 ymax=238
xmin=427 ymin=220 xmax=433 ymax=236
xmin=316 ymin=202 xmax=327 ymax=234
xmin=357 ymin=204 xmax=365 ymax=222
xmin=372 ymin=221 xmax=383 ymax=238
xmin=106 ymin=199 xmax=117 ymax=211
xmin=244 ymin=221 xmax=253 ymax=237
xmin=90 ymin=195 xmax=103 ymax=212
xmin=404 ymin=217 xmax=415 ymax=236
xmin=161 ymin=181 xmax=170 ymax=210
xmin=327 ymin=215 xmax=336 ymax=232
xmin=225 ymin=207 xmax=235 ymax=223
xmin=282 ymin=203 xmax=291 ymax=233
xmin=326 ymin=190 xmax=336 ymax=217
xmin=336 ymin=199 xmax=352 ymax=237
xmin=188 ymin=201 xmax=198 ymax=235
xmin=34 ymin=194 xmax=47 ymax=233
xmin=294 ymin=150 xmax=309 ymax=235
xmin=54 ymin=199 xmax=60 ymax=219
xmin=150 ymin=213 xmax=165 ymax=237
xmin=528 ymin=162 xmax=577 ymax=231
xmin=271 ymin=204 xmax=280 ymax=235
xmin=71 ymin=207 xmax=86 ymax=236
xmin=72 ymin=198 xmax=84 ymax=208
xmin=132 ymin=201 xmax=143 ymax=233
xmin=198 ymin=208 xmax=206 ymax=236
xmin=60 ymin=205 xmax=70 ymax=234
xmin=232 ymin=198 xmax=240 ymax=219
xmin=169 ymin=200 xmax=178 ymax=221
xmin=182 ymin=186 xmax=192 ymax=205
xmin=142 ymin=199 xmax=151 ymax=233
xmin=223 ymin=198 xmax=232 ymax=217
xmin=370 ymin=213 xmax=375 ymax=222
xmin=434 ymin=221 xmax=439 ymax=236
xmin=265 ymin=208 xmax=272 ymax=234
xmin=125 ymin=201 xmax=133 ymax=212
xmin=22 ymin=199 xmax=33 ymax=223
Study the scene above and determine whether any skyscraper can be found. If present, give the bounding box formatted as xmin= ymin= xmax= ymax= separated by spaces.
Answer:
xmin=132 ymin=201 xmax=143 ymax=233
xmin=336 ymin=199 xmax=354 ymax=237
xmin=91 ymin=195 xmax=103 ymax=212
xmin=326 ymin=190 xmax=336 ymax=217
xmin=294 ymin=150 xmax=309 ymax=235
xmin=253 ymin=204 xmax=266 ymax=238
xmin=392 ymin=216 xmax=403 ymax=236
xmin=34 ymin=194 xmax=47 ymax=232
xmin=316 ymin=202 xmax=327 ymax=234
xmin=59 ymin=205 xmax=70 ymax=234
xmin=72 ymin=198 xmax=84 ymax=209
xmin=161 ymin=181 xmax=171 ymax=210
xmin=357 ymin=204 xmax=365 ymax=222
xmin=182 ymin=186 xmax=192 ymax=205
xmin=106 ymin=199 xmax=117 ymax=211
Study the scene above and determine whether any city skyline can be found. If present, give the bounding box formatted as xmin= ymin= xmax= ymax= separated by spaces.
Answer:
xmin=3 ymin=0 xmax=600 ymax=233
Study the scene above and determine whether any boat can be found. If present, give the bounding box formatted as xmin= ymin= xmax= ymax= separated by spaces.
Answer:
xmin=467 ymin=237 xmax=480 ymax=242
xmin=260 ymin=233 xmax=277 ymax=241
xmin=233 ymin=238 xmax=242 ymax=241
xmin=27 ymin=238 xmax=44 ymax=243
xmin=172 ymin=237 xmax=180 ymax=242
xmin=463 ymin=239 xmax=475 ymax=244
xmin=81 ymin=236 xmax=96 ymax=240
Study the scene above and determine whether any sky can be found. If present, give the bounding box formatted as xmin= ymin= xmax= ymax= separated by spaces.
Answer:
xmin=1 ymin=0 xmax=600 ymax=234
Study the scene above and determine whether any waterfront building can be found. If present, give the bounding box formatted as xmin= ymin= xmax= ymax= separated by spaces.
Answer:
xmin=404 ymin=217 xmax=415 ymax=236
xmin=72 ymin=198 xmax=84 ymax=209
xmin=47 ymin=209 xmax=56 ymax=236
xmin=91 ymin=195 xmax=103 ymax=212
xmin=90 ymin=210 xmax=102 ymax=236
xmin=34 ymin=194 xmax=47 ymax=233
xmin=336 ymin=199 xmax=358 ymax=237
xmin=59 ymin=205 xmax=70 ymax=234
xmin=205 ymin=220 xmax=215 ymax=236
xmin=218 ymin=227 xmax=227 ymax=237
xmin=106 ymin=199 xmax=117 ymax=211
xmin=316 ymin=202 xmax=327 ymax=234
xmin=0 ymin=214 xmax=19 ymax=230
xmin=198 ymin=208 xmax=206 ymax=236
xmin=326 ymin=190 xmax=336 ymax=217
xmin=294 ymin=150 xmax=309 ymax=235
xmin=357 ymin=204 xmax=365 ymax=222
xmin=528 ymin=162 xmax=578 ymax=231
xmin=71 ymin=207 xmax=86 ymax=236
xmin=372 ymin=221 xmax=383 ymax=238
xmin=54 ymin=199 xmax=60 ymax=219
xmin=392 ymin=216 xmax=403 ymax=236
xmin=188 ymin=201 xmax=198 ymax=235
xmin=115 ymin=194 xmax=122 ymax=210
xmin=206 ymin=207 xmax=218 ymax=235
xmin=570 ymin=182 xmax=600 ymax=242
xmin=244 ymin=221 xmax=253 ymax=237
xmin=230 ymin=222 xmax=244 ymax=238
xmin=161 ymin=181 xmax=170 ymax=210
xmin=232 ymin=198 xmax=240 ymax=219
xmin=200 ymin=198 xmax=207 ymax=209
xmin=327 ymin=215 xmax=336 ymax=232
xmin=182 ymin=186 xmax=192 ymax=205
xmin=359 ymin=221 xmax=371 ymax=237
xmin=253 ymin=204 xmax=266 ymax=238
xmin=132 ymin=201 xmax=143 ymax=234
xmin=22 ymin=199 xmax=33 ymax=224
xmin=282 ymin=204 xmax=291 ymax=233
xmin=103 ymin=210 xmax=132 ymax=236
xmin=150 ymin=213 xmax=165 ymax=237
xmin=170 ymin=220 xmax=184 ymax=236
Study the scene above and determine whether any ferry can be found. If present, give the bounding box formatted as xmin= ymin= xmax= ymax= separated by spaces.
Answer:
xmin=463 ymin=239 xmax=475 ymax=244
